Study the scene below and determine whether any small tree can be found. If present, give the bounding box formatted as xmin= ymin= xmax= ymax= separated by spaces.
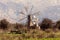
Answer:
xmin=40 ymin=18 xmax=53 ymax=30
xmin=55 ymin=20 xmax=60 ymax=29
xmin=0 ymin=19 xmax=9 ymax=30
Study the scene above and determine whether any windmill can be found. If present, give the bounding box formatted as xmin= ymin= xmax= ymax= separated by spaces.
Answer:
xmin=19 ymin=5 xmax=40 ymax=29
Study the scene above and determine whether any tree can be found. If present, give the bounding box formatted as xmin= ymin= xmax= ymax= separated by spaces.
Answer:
xmin=40 ymin=18 xmax=53 ymax=30
xmin=55 ymin=20 xmax=60 ymax=29
xmin=0 ymin=19 xmax=9 ymax=30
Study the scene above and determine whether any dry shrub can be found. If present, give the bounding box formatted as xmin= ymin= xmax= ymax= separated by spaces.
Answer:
xmin=45 ymin=28 xmax=53 ymax=33
xmin=46 ymin=33 xmax=56 ymax=38
xmin=10 ymin=23 xmax=28 ymax=34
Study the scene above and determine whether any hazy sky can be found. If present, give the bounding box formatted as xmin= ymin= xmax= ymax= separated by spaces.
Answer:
xmin=0 ymin=0 xmax=60 ymax=23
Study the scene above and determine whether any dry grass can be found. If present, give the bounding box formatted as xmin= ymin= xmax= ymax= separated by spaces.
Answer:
xmin=0 ymin=34 xmax=60 ymax=40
